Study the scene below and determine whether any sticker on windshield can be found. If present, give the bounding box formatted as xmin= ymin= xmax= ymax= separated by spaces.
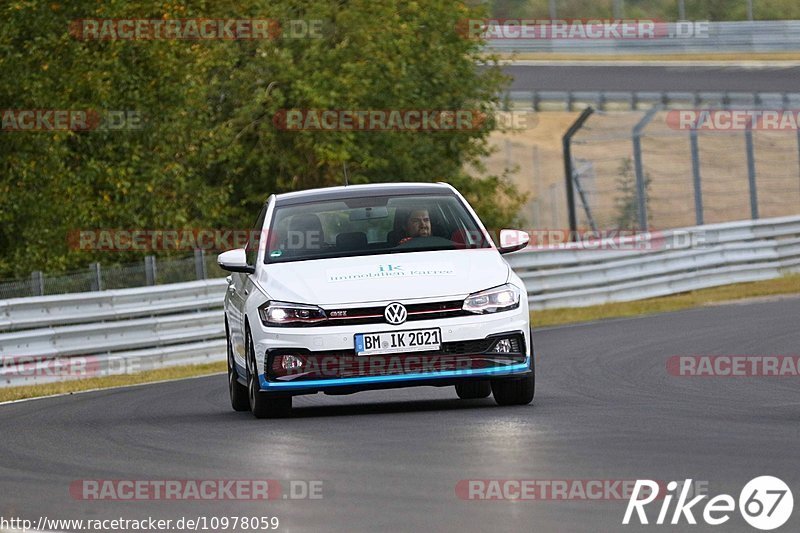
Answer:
xmin=327 ymin=263 xmax=455 ymax=282
xmin=269 ymin=250 xmax=283 ymax=258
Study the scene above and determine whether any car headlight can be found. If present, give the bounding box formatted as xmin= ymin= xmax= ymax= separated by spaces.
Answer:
xmin=258 ymin=301 xmax=327 ymax=326
xmin=462 ymin=284 xmax=521 ymax=314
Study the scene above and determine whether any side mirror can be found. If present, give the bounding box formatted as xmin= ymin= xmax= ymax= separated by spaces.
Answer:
xmin=218 ymin=248 xmax=255 ymax=274
xmin=498 ymin=229 xmax=530 ymax=254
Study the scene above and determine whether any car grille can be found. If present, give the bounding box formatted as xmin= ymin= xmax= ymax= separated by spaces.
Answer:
xmin=299 ymin=300 xmax=470 ymax=327
xmin=266 ymin=334 xmax=526 ymax=381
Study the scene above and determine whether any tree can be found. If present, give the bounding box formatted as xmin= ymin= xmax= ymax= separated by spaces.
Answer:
xmin=0 ymin=0 xmax=525 ymax=278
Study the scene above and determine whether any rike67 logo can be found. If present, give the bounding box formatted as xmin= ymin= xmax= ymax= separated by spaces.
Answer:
xmin=623 ymin=476 xmax=793 ymax=530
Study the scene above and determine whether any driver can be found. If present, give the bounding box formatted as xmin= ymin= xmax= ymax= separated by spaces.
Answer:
xmin=399 ymin=209 xmax=431 ymax=244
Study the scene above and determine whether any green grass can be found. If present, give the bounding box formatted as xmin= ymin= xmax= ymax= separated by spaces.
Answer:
xmin=2 ymin=274 xmax=799 ymax=403
xmin=0 ymin=361 xmax=226 ymax=404
xmin=532 ymin=274 xmax=800 ymax=328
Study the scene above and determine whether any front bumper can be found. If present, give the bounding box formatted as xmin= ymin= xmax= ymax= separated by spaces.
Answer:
xmin=252 ymin=310 xmax=531 ymax=393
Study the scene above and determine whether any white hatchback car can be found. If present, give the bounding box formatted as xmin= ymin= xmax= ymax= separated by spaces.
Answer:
xmin=219 ymin=182 xmax=533 ymax=418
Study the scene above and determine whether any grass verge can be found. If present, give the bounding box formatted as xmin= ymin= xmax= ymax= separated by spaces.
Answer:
xmin=0 ymin=361 xmax=226 ymax=403
xmin=532 ymin=274 xmax=800 ymax=328
xmin=2 ymin=275 xmax=798 ymax=403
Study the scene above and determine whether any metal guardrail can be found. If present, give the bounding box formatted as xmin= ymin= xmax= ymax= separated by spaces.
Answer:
xmin=0 ymin=280 xmax=227 ymax=387
xmin=506 ymin=215 xmax=800 ymax=309
xmin=505 ymin=90 xmax=800 ymax=111
xmin=1 ymin=216 xmax=799 ymax=387
xmin=486 ymin=21 xmax=800 ymax=54
xmin=0 ymin=279 xmax=226 ymax=332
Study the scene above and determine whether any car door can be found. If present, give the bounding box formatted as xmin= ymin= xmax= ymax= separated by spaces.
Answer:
xmin=228 ymin=202 xmax=268 ymax=367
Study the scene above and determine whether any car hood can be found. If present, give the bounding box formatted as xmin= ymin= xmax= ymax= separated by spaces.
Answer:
xmin=258 ymin=249 xmax=510 ymax=305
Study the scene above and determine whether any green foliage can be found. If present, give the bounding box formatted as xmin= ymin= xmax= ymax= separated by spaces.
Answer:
xmin=613 ymin=157 xmax=650 ymax=230
xmin=0 ymin=0 xmax=521 ymax=278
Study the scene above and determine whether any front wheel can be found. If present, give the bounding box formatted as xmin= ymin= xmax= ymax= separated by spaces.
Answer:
xmin=228 ymin=329 xmax=249 ymax=412
xmin=491 ymin=373 xmax=535 ymax=406
xmin=246 ymin=329 xmax=292 ymax=418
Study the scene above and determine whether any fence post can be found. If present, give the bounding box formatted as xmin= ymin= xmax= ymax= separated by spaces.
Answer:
xmin=632 ymin=106 xmax=661 ymax=231
xmin=690 ymin=129 xmax=704 ymax=226
xmin=194 ymin=249 xmax=207 ymax=280
xmin=145 ymin=255 xmax=157 ymax=286
xmin=90 ymin=263 xmax=102 ymax=291
xmin=31 ymin=271 xmax=44 ymax=296
xmin=744 ymin=123 xmax=759 ymax=220
xmin=562 ymin=107 xmax=595 ymax=238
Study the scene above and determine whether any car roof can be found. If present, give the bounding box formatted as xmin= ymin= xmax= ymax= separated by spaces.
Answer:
xmin=273 ymin=182 xmax=457 ymax=206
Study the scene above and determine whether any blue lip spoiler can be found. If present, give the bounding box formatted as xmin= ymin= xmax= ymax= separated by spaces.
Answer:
xmin=259 ymin=360 xmax=530 ymax=389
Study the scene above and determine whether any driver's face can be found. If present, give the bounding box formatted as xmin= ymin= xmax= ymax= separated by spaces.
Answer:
xmin=405 ymin=209 xmax=431 ymax=237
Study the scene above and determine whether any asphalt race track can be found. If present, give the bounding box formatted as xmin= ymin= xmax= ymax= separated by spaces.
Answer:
xmin=502 ymin=64 xmax=800 ymax=93
xmin=1 ymin=296 xmax=799 ymax=532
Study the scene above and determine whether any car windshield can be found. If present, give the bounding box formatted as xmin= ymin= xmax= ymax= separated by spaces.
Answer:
xmin=264 ymin=193 xmax=491 ymax=263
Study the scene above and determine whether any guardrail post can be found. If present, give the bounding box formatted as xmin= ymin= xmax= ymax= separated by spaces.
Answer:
xmin=532 ymin=90 xmax=540 ymax=112
xmin=745 ymin=122 xmax=759 ymax=220
xmin=90 ymin=263 xmax=102 ymax=291
xmin=632 ymin=106 xmax=661 ymax=231
xmin=145 ymin=255 xmax=157 ymax=286
xmin=194 ymin=249 xmax=207 ymax=280
xmin=562 ymin=107 xmax=595 ymax=237
xmin=690 ymin=128 xmax=704 ymax=225
xmin=30 ymin=271 xmax=44 ymax=296
xmin=631 ymin=92 xmax=638 ymax=110
xmin=566 ymin=91 xmax=574 ymax=112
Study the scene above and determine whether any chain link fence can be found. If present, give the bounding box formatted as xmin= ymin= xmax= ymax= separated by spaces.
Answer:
xmin=567 ymin=108 xmax=800 ymax=231
xmin=484 ymin=96 xmax=800 ymax=232
xmin=0 ymin=251 xmax=227 ymax=300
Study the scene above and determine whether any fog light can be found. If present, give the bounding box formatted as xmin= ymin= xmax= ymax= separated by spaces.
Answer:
xmin=280 ymin=354 xmax=305 ymax=371
xmin=492 ymin=338 xmax=513 ymax=353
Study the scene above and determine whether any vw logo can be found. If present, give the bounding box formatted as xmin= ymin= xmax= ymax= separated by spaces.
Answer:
xmin=384 ymin=302 xmax=407 ymax=325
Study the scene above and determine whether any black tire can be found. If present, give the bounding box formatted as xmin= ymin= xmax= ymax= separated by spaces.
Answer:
xmin=491 ymin=373 xmax=535 ymax=406
xmin=227 ymin=326 xmax=249 ymax=412
xmin=455 ymin=381 xmax=492 ymax=399
xmin=246 ymin=328 xmax=292 ymax=418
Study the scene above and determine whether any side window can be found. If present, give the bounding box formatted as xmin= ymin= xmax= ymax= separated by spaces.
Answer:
xmin=246 ymin=203 xmax=268 ymax=266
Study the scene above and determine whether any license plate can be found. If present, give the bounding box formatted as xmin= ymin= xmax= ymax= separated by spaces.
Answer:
xmin=354 ymin=328 xmax=441 ymax=356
